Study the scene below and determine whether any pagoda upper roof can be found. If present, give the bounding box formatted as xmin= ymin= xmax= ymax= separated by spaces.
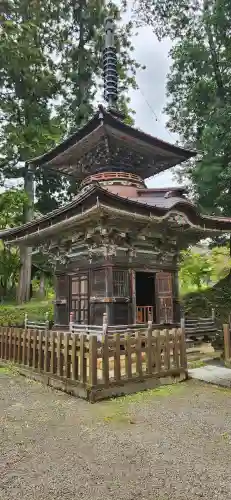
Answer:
xmin=29 ymin=106 xmax=197 ymax=180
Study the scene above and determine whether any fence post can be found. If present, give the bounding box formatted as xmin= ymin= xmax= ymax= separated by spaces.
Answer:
xmin=180 ymin=317 xmax=187 ymax=369
xmin=89 ymin=335 xmax=97 ymax=387
xmin=211 ymin=308 xmax=215 ymax=322
xmin=147 ymin=317 xmax=153 ymax=375
xmin=223 ymin=324 xmax=231 ymax=362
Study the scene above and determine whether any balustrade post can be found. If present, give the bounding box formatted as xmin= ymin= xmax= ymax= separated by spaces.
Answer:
xmin=103 ymin=312 xmax=108 ymax=335
xmin=69 ymin=311 xmax=74 ymax=333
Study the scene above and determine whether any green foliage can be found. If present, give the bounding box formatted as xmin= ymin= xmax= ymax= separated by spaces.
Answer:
xmin=130 ymin=0 xmax=231 ymax=233
xmin=0 ymin=300 xmax=54 ymax=327
xmin=0 ymin=189 xmax=27 ymax=298
xmin=0 ymin=189 xmax=27 ymax=229
xmin=1 ymin=0 xmax=140 ymax=213
xmin=179 ymin=249 xmax=212 ymax=293
xmin=182 ymin=274 xmax=231 ymax=325
xmin=179 ymin=246 xmax=231 ymax=294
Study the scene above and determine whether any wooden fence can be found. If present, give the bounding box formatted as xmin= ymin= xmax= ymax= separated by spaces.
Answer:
xmin=0 ymin=326 xmax=187 ymax=401
xmin=224 ymin=324 xmax=231 ymax=362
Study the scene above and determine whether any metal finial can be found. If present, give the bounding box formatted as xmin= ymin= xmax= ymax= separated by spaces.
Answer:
xmin=103 ymin=17 xmax=118 ymax=108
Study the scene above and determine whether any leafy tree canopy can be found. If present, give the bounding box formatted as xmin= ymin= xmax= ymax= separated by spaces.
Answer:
xmin=129 ymin=0 xmax=231 ymax=230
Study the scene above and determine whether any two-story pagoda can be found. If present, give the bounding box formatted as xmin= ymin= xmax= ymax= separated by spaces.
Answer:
xmin=1 ymin=19 xmax=231 ymax=328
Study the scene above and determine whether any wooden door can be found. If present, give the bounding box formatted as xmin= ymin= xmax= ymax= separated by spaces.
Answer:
xmin=156 ymin=272 xmax=173 ymax=323
xmin=71 ymin=274 xmax=89 ymax=324
xmin=55 ymin=274 xmax=70 ymax=325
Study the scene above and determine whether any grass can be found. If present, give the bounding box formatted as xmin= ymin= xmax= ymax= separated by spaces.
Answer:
xmin=98 ymin=383 xmax=187 ymax=424
xmin=188 ymin=359 xmax=207 ymax=369
xmin=0 ymin=365 xmax=11 ymax=374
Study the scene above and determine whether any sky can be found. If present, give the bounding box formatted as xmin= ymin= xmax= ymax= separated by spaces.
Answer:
xmin=126 ymin=24 xmax=179 ymax=188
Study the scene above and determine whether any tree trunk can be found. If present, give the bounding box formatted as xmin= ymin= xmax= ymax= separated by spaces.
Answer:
xmin=39 ymin=271 xmax=46 ymax=299
xmin=203 ymin=0 xmax=225 ymax=101
xmin=17 ymin=165 xmax=34 ymax=304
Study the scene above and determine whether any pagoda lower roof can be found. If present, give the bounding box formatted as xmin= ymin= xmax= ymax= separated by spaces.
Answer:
xmin=29 ymin=106 xmax=197 ymax=180
xmin=1 ymin=184 xmax=231 ymax=245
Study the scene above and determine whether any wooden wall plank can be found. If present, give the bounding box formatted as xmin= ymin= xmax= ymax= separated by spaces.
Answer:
xmin=173 ymin=328 xmax=179 ymax=369
xmin=125 ymin=333 xmax=132 ymax=379
xmin=154 ymin=330 xmax=161 ymax=374
xmin=79 ymin=335 xmax=86 ymax=384
xmin=32 ymin=330 xmax=37 ymax=369
xmin=164 ymin=329 xmax=171 ymax=370
xmin=17 ymin=329 xmax=21 ymax=363
xmin=146 ymin=329 xmax=153 ymax=375
xmin=22 ymin=330 xmax=26 ymax=365
xmin=27 ymin=329 xmax=31 ymax=367
xmin=64 ymin=333 xmax=70 ymax=379
xmin=89 ymin=335 xmax=97 ymax=387
xmin=56 ymin=331 xmax=61 ymax=377
xmin=13 ymin=328 xmax=17 ymax=363
xmin=102 ymin=335 xmax=109 ymax=386
xmin=135 ymin=331 xmax=142 ymax=378
xmin=71 ymin=334 xmax=77 ymax=380
xmin=50 ymin=331 xmax=55 ymax=374
xmin=114 ymin=333 xmax=121 ymax=382
xmin=38 ymin=330 xmax=43 ymax=372
xmin=8 ymin=328 xmax=12 ymax=361
xmin=44 ymin=332 xmax=48 ymax=373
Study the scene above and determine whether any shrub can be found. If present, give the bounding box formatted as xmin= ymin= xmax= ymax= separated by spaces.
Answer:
xmin=0 ymin=300 xmax=54 ymax=327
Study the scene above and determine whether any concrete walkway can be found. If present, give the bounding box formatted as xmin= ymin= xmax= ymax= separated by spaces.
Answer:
xmin=189 ymin=364 xmax=231 ymax=388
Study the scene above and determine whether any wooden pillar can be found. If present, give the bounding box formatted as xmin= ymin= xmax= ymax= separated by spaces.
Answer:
xmin=105 ymin=265 xmax=113 ymax=325
xmin=172 ymin=269 xmax=181 ymax=323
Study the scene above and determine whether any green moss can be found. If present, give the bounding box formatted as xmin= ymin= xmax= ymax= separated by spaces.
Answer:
xmin=99 ymin=383 xmax=187 ymax=424
xmin=0 ymin=365 xmax=10 ymax=374
xmin=0 ymin=299 xmax=54 ymax=326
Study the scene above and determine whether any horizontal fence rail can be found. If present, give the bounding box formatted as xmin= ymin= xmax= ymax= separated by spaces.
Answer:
xmin=0 ymin=325 xmax=187 ymax=401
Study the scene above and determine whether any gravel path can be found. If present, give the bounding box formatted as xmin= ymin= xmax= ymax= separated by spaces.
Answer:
xmin=1 ymin=370 xmax=231 ymax=500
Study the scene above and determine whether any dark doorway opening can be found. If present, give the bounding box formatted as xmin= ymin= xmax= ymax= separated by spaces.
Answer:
xmin=136 ymin=272 xmax=156 ymax=323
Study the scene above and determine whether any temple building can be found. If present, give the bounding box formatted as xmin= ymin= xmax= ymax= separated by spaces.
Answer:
xmin=1 ymin=19 xmax=231 ymax=328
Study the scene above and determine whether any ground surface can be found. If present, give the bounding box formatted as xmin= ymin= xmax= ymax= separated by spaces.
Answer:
xmin=1 ymin=368 xmax=231 ymax=500
xmin=189 ymin=363 xmax=231 ymax=387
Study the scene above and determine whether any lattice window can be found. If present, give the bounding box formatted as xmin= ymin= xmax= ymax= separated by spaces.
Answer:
xmin=113 ymin=270 xmax=129 ymax=297
xmin=91 ymin=269 xmax=106 ymax=296
xmin=156 ymin=272 xmax=173 ymax=323
xmin=71 ymin=274 xmax=89 ymax=324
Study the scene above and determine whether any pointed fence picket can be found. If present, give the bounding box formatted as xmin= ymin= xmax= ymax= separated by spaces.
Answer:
xmin=0 ymin=324 xmax=187 ymax=401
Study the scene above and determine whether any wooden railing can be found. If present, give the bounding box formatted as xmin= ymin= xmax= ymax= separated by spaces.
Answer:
xmin=136 ymin=306 xmax=153 ymax=324
xmin=0 ymin=325 xmax=187 ymax=402
xmin=183 ymin=309 xmax=217 ymax=340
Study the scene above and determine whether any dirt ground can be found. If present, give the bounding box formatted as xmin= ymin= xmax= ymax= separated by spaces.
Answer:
xmin=1 ymin=368 xmax=231 ymax=500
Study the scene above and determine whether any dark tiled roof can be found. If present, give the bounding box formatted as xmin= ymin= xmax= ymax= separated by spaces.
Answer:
xmin=28 ymin=106 xmax=197 ymax=181
xmin=1 ymin=183 xmax=231 ymax=242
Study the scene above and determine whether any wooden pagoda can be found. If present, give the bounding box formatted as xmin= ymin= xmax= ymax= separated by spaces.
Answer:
xmin=1 ymin=18 xmax=231 ymax=328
